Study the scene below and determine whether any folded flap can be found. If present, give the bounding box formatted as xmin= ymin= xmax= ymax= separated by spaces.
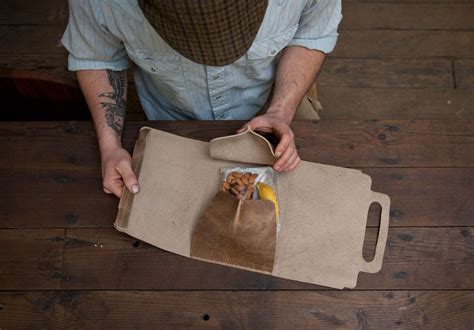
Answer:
xmin=115 ymin=127 xmax=150 ymax=230
xmin=209 ymin=127 xmax=276 ymax=165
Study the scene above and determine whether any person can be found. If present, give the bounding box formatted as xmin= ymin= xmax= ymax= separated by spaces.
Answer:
xmin=62 ymin=0 xmax=342 ymax=198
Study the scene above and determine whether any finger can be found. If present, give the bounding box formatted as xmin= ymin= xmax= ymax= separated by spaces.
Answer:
xmin=241 ymin=116 xmax=275 ymax=134
xmin=103 ymin=179 xmax=123 ymax=198
xmin=274 ymin=128 xmax=293 ymax=158
xmin=236 ymin=122 xmax=251 ymax=133
xmin=281 ymin=150 xmax=299 ymax=171
xmin=274 ymin=143 xmax=296 ymax=171
xmin=116 ymin=161 xmax=140 ymax=194
xmin=285 ymin=154 xmax=301 ymax=172
xmin=237 ymin=116 xmax=265 ymax=133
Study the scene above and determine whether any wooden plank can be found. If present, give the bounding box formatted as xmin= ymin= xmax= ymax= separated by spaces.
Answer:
xmin=345 ymin=0 xmax=474 ymax=3
xmin=455 ymin=59 xmax=474 ymax=89
xmin=320 ymin=58 xmax=453 ymax=88
xmin=61 ymin=227 xmax=474 ymax=290
xmin=290 ymin=119 xmax=474 ymax=168
xmin=0 ymin=169 xmax=117 ymax=229
xmin=0 ymin=138 xmax=101 ymax=171
xmin=333 ymin=30 xmax=474 ymax=58
xmin=1 ymin=120 xmax=474 ymax=169
xmin=341 ymin=3 xmax=474 ymax=30
xmin=0 ymin=26 xmax=66 ymax=55
xmin=0 ymin=229 xmax=64 ymax=290
xmin=0 ymin=0 xmax=68 ymax=25
xmin=367 ymin=168 xmax=474 ymax=227
xmin=0 ymin=54 xmax=69 ymax=78
xmin=1 ymin=167 xmax=473 ymax=228
xmin=1 ymin=291 xmax=472 ymax=328
xmin=319 ymin=87 xmax=474 ymax=119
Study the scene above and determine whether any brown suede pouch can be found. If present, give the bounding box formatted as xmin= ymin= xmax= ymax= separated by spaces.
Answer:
xmin=191 ymin=192 xmax=276 ymax=273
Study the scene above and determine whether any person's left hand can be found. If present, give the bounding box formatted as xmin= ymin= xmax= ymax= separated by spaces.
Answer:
xmin=237 ymin=113 xmax=300 ymax=172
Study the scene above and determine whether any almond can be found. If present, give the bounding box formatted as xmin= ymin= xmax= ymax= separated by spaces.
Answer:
xmin=231 ymin=172 xmax=243 ymax=179
xmin=236 ymin=184 xmax=246 ymax=192
xmin=244 ymin=190 xmax=253 ymax=200
xmin=249 ymin=174 xmax=257 ymax=184
xmin=230 ymin=186 xmax=240 ymax=196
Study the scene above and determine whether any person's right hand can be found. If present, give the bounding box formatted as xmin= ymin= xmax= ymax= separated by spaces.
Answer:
xmin=101 ymin=146 xmax=139 ymax=198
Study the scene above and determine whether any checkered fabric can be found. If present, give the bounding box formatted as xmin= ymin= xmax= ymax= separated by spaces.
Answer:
xmin=138 ymin=0 xmax=268 ymax=66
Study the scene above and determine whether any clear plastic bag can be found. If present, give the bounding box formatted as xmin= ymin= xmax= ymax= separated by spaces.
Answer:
xmin=220 ymin=166 xmax=281 ymax=232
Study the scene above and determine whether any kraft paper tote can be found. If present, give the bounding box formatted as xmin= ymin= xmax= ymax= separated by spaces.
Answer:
xmin=115 ymin=127 xmax=390 ymax=289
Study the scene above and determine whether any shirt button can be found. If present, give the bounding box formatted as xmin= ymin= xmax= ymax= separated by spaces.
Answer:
xmin=213 ymin=75 xmax=220 ymax=80
xmin=271 ymin=50 xmax=277 ymax=55
xmin=151 ymin=67 xmax=156 ymax=72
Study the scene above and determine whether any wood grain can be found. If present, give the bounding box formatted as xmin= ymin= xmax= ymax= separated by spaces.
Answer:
xmin=0 ymin=291 xmax=472 ymax=328
xmin=318 ymin=87 xmax=474 ymax=119
xmin=345 ymin=0 xmax=474 ymax=4
xmin=0 ymin=229 xmax=64 ymax=289
xmin=0 ymin=169 xmax=117 ymax=228
xmin=0 ymin=0 xmax=67 ymax=25
xmin=0 ymin=54 xmax=69 ymax=77
xmin=58 ymin=227 xmax=473 ymax=290
xmin=455 ymin=59 xmax=474 ymax=89
xmin=333 ymin=30 xmax=474 ymax=58
xmin=340 ymin=3 xmax=474 ymax=30
xmin=319 ymin=58 xmax=453 ymax=88
xmin=0 ymin=26 xmax=66 ymax=55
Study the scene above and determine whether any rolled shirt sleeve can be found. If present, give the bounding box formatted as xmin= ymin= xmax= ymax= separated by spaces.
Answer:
xmin=288 ymin=0 xmax=342 ymax=54
xmin=61 ymin=0 xmax=129 ymax=71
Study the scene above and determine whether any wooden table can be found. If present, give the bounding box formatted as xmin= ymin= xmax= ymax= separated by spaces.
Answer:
xmin=1 ymin=120 xmax=473 ymax=328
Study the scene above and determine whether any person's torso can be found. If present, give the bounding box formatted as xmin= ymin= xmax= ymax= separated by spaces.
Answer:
xmin=98 ymin=0 xmax=308 ymax=120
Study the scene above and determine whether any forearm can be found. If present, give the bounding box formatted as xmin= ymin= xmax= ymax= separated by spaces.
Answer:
xmin=267 ymin=46 xmax=326 ymax=123
xmin=76 ymin=69 xmax=127 ymax=154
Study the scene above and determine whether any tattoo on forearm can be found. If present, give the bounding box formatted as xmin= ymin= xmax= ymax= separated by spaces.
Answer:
xmin=99 ymin=69 xmax=126 ymax=137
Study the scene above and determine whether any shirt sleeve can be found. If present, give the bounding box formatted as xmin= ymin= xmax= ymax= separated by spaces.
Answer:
xmin=288 ymin=0 xmax=342 ymax=54
xmin=61 ymin=0 xmax=129 ymax=71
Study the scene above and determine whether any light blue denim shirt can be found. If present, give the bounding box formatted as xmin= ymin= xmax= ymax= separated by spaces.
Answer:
xmin=62 ymin=0 xmax=342 ymax=120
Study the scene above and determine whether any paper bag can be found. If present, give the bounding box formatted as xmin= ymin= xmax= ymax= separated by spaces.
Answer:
xmin=191 ymin=191 xmax=277 ymax=273
xmin=115 ymin=127 xmax=390 ymax=289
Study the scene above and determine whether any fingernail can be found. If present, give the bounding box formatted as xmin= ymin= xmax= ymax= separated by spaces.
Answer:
xmin=275 ymin=152 xmax=282 ymax=158
xmin=131 ymin=184 xmax=139 ymax=193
